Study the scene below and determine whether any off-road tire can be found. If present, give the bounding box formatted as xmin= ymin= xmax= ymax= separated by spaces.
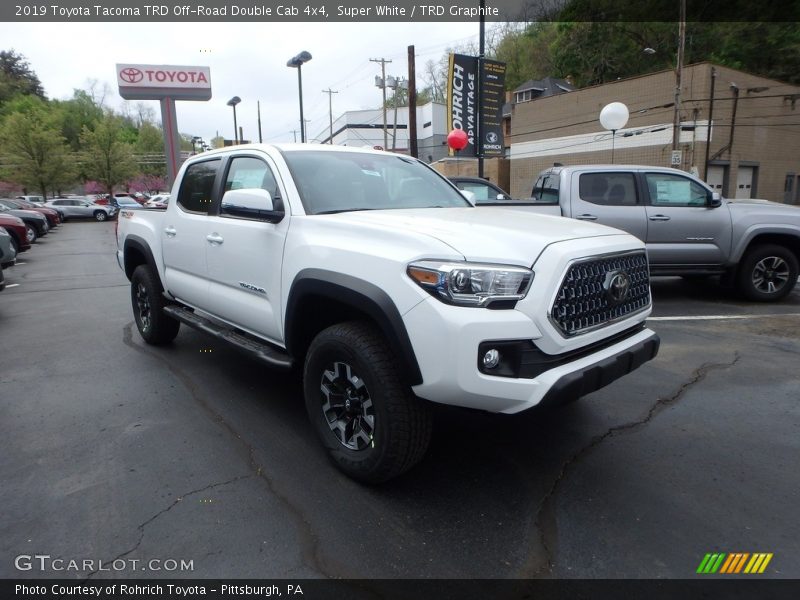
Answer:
xmin=303 ymin=321 xmax=432 ymax=483
xmin=130 ymin=265 xmax=180 ymax=345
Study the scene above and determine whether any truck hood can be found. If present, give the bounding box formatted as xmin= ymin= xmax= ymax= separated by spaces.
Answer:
xmin=329 ymin=207 xmax=628 ymax=266
xmin=726 ymin=198 xmax=800 ymax=219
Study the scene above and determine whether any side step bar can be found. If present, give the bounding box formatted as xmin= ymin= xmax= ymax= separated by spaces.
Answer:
xmin=163 ymin=305 xmax=293 ymax=369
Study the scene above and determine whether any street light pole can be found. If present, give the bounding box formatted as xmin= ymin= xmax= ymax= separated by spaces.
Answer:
xmin=227 ymin=96 xmax=241 ymax=144
xmin=287 ymin=51 xmax=313 ymax=143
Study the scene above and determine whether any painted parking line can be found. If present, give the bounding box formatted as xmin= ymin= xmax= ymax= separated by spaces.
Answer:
xmin=5 ymin=283 xmax=20 ymax=289
xmin=650 ymin=313 xmax=800 ymax=321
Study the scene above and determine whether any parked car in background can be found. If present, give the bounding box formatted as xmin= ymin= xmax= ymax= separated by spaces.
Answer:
xmin=448 ymin=176 xmax=514 ymax=203
xmin=0 ymin=201 xmax=49 ymax=242
xmin=0 ymin=213 xmax=32 ymax=254
xmin=45 ymin=198 xmax=117 ymax=221
xmin=114 ymin=196 xmax=143 ymax=210
xmin=3 ymin=198 xmax=61 ymax=228
xmin=90 ymin=195 xmax=110 ymax=205
xmin=0 ymin=226 xmax=17 ymax=268
xmin=145 ymin=194 xmax=170 ymax=208
xmin=16 ymin=195 xmax=45 ymax=204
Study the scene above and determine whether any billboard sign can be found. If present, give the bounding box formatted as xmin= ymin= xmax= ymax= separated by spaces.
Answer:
xmin=447 ymin=53 xmax=478 ymax=156
xmin=480 ymin=59 xmax=506 ymax=157
xmin=446 ymin=54 xmax=506 ymax=157
xmin=116 ymin=64 xmax=212 ymax=100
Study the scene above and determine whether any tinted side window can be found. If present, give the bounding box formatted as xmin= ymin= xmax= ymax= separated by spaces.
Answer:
xmin=178 ymin=159 xmax=221 ymax=214
xmin=646 ymin=173 xmax=708 ymax=207
xmin=532 ymin=174 xmax=560 ymax=203
xmin=578 ymin=173 xmax=637 ymax=206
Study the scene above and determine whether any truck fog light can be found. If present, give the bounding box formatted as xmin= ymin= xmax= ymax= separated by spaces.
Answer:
xmin=483 ymin=349 xmax=500 ymax=369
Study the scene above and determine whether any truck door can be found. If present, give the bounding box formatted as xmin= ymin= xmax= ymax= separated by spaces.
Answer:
xmin=568 ymin=171 xmax=648 ymax=241
xmin=204 ymin=154 xmax=289 ymax=344
xmin=642 ymin=171 xmax=732 ymax=267
xmin=162 ymin=158 xmax=221 ymax=307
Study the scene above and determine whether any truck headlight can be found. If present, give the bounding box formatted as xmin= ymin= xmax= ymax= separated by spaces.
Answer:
xmin=407 ymin=260 xmax=533 ymax=307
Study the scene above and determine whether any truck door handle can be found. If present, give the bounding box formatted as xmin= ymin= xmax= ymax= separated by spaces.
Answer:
xmin=164 ymin=226 xmax=177 ymax=237
xmin=206 ymin=233 xmax=224 ymax=245
xmin=576 ymin=214 xmax=598 ymax=221
xmin=649 ymin=214 xmax=671 ymax=221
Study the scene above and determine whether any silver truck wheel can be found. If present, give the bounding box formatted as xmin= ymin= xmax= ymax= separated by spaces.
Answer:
xmin=737 ymin=244 xmax=799 ymax=302
xmin=94 ymin=210 xmax=107 ymax=222
xmin=303 ymin=321 xmax=432 ymax=483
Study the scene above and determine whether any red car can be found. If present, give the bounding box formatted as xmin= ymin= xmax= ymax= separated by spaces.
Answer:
xmin=4 ymin=199 xmax=61 ymax=227
xmin=0 ymin=214 xmax=32 ymax=254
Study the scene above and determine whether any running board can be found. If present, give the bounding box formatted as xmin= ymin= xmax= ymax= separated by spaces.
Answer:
xmin=163 ymin=305 xmax=293 ymax=369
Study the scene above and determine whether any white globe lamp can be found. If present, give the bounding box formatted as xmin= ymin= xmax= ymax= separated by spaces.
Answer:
xmin=599 ymin=102 xmax=629 ymax=163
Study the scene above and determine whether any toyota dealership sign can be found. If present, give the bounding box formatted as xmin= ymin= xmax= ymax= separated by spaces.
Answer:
xmin=116 ymin=64 xmax=212 ymax=100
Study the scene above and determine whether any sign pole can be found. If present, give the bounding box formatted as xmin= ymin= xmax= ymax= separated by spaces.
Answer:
xmin=477 ymin=0 xmax=485 ymax=178
xmin=160 ymin=98 xmax=181 ymax=187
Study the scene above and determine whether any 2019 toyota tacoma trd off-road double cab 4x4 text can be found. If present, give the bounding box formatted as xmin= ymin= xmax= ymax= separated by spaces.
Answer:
xmin=117 ymin=144 xmax=660 ymax=482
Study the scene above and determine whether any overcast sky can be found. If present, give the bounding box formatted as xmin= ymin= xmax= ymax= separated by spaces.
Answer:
xmin=0 ymin=22 xmax=481 ymax=145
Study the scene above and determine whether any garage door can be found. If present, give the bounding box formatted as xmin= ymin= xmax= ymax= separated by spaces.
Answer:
xmin=735 ymin=166 xmax=754 ymax=199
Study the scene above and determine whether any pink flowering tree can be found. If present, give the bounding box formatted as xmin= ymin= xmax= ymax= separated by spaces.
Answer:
xmin=0 ymin=180 xmax=22 ymax=197
xmin=127 ymin=174 xmax=166 ymax=195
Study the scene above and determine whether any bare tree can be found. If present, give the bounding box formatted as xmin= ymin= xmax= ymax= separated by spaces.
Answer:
xmin=84 ymin=78 xmax=111 ymax=109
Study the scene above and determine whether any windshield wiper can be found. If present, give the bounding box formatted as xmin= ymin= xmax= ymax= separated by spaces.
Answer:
xmin=315 ymin=207 xmax=375 ymax=215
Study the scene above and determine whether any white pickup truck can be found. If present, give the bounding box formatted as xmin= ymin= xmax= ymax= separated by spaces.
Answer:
xmin=116 ymin=144 xmax=659 ymax=482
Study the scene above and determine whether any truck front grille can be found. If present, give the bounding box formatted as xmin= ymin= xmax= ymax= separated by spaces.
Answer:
xmin=550 ymin=251 xmax=651 ymax=336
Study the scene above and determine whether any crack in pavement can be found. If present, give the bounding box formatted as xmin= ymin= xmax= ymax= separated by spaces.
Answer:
xmin=122 ymin=322 xmax=336 ymax=578
xmin=83 ymin=474 xmax=251 ymax=581
xmin=520 ymin=352 xmax=741 ymax=578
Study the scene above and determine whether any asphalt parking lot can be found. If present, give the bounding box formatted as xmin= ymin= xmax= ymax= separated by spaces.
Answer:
xmin=1 ymin=220 xmax=798 ymax=580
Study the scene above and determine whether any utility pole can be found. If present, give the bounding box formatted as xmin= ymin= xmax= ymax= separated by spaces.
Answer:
xmin=291 ymin=130 xmax=299 ymax=143
xmin=672 ymin=0 xmax=686 ymax=153
xmin=322 ymin=88 xmax=338 ymax=144
xmin=371 ymin=57 xmax=392 ymax=150
xmin=408 ymin=45 xmax=418 ymax=158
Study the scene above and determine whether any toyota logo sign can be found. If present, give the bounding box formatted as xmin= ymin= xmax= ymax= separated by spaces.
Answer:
xmin=119 ymin=67 xmax=144 ymax=83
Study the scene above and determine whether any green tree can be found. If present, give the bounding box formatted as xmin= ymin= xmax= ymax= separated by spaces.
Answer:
xmin=0 ymin=98 xmax=75 ymax=198
xmin=80 ymin=115 xmax=137 ymax=196
xmin=53 ymin=89 xmax=104 ymax=150
xmin=134 ymin=122 xmax=166 ymax=177
xmin=0 ymin=50 xmax=45 ymax=104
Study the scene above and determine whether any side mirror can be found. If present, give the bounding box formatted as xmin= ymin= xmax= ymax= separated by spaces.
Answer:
xmin=460 ymin=189 xmax=477 ymax=206
xmin=708 ymin=191 xmax=722 ymax=208
xmin=221 ymin=188 xmax=284 ymax=222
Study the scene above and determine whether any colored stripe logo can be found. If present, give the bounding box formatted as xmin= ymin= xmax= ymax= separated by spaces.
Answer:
xmin=697 ymin=552 xmax=773 ymax=574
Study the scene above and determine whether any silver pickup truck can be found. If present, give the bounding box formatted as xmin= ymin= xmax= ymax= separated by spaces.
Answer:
xmin=514 ymin=165 xmax=800 ymax=302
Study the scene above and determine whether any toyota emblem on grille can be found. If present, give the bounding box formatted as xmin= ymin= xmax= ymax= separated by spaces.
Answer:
xmin=604 ymin=270 xmax=631 ymax=305
xmin=119 ymin=68 xmax=143 ymax=83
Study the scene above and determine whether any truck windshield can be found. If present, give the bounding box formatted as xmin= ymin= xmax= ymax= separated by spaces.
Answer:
xmin=282 ymin=151 xmax=471 ymax=214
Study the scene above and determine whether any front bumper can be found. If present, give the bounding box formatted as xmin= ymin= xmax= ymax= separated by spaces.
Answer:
xmin=405 ymin=295 xmax=659 ymax=414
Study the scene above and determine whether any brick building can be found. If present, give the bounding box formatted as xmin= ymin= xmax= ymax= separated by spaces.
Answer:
xmin=509 ymin=63 xmax=800 ymax=203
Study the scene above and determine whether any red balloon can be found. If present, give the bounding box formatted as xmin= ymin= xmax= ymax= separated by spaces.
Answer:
xmin=447 ymin=129 xmax=469 ymax=151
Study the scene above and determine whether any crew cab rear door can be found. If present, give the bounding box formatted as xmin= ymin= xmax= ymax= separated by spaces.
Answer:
xmin=204 ymin=153 xmax=289 ymax=344
xmin=567 ymin=170 xmax=648 ymax=241
xmin=162 ymin=157 xmax=222 ymax=308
